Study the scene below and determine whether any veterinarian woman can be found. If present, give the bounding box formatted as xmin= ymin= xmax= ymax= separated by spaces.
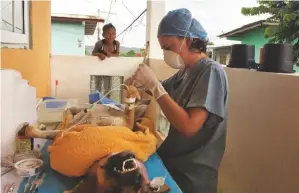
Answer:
xmin=130 ymin=8 xmax=228 ymax=193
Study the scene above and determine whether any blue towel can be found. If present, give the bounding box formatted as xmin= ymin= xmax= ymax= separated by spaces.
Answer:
xmin=17 ymin=141 xmax=182 ymax=193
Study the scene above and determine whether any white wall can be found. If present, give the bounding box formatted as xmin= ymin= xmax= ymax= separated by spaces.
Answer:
xmin=1 ymin=70 xmax=37 ymax=157
xmin=51 ymin=55 xmax=143 ymax=101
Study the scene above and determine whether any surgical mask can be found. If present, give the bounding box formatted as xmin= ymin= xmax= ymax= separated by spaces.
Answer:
xmin=163 ymin=49 xmax=185 ymax=69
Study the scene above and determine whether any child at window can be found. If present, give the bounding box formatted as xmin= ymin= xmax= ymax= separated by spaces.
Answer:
xmin=92 ymin=23 xmax=120 ymax=60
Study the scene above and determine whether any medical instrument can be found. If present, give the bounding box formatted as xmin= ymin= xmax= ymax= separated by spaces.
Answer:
xmin=3 ymin=183 xmax=15 ymax=193
xmin=143 ymin=41 xmax=149 ymax=64
xmin=29 ymin=172 xmax=45 ymax=193
xmin=89 ymin=84 xmax=129 ymax=110
xmin=23 ymin=177 xmax=31 ymax=193
xmin=7 ymin=184 xmax=15 ymax=193
xmin=1 ymin=166 xmax=14 ymax=176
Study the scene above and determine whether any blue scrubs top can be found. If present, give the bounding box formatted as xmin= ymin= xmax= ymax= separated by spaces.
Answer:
xmin=158 ymin=58 xmax=228 ymax=193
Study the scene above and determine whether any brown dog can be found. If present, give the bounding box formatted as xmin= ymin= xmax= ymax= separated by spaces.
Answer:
xmin=63 ymin=151 xmax=170 ymax=193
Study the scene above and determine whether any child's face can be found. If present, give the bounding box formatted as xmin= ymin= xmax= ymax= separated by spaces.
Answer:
xmin=103 ymin=28 xmax=116 ymax=43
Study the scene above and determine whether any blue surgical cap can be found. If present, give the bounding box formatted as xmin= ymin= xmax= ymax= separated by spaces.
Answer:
xmin=157 ymin=8 xmax=208 ymax=41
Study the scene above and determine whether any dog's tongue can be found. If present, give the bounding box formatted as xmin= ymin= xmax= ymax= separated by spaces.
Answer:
xmin=135 ymin=159 xmax=150 ymax=184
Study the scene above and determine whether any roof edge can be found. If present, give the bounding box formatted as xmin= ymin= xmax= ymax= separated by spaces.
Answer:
xmin=218 ymin=19 xmax=278 ymax=38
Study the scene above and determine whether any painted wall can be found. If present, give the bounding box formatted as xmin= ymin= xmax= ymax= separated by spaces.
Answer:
xmin=294 ymin=65 xmax=299 ymax=72
xmin=226 ymin=28 xmax=299 ymax=72
xmin=51 ymin=21 xmax=85 ymax=56
xmin=51 ymin=56 xmax=143 ymax=101
xmin=1 ymin=1 xmax=51 ymax=97
xmin=227 ymin=27 xmax=268 ymax=63
xmin=219 ymin=69 xmax=299 ymax=193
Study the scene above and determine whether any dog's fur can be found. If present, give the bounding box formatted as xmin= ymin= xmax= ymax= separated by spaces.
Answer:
xmin=64 ymin=151 xmax=170 ymax=193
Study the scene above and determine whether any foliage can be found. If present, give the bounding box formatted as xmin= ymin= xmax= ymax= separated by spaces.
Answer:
xmin=120 ymin=50 xmax=136 ymax=57
xmin=126 ymin=50 xmax=137 ymax=57
xmin=85 ymin=49 xmax=91 ymax=56
xmin=241 ymin=1 xmax=299 ymax=64
xmin=120 ymin=49 xmax=145 ymax=57
xmin=140 ymin=48 xmax=146 ymax=57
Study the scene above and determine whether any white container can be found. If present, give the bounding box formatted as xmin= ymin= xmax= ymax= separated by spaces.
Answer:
xmin=37 ymin=99 xmax=68 ymax=123
xmin=15 ymin=158 xmax=43 ymax=177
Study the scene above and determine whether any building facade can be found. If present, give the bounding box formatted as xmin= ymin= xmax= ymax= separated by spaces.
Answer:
xmin=51 ymin=21 xmax=85 ymax=56
xmin=218 ymin=20 xmax=299 ymax=72
xmin=1 ymin=1 xmax=51 ymax=97
xmin=51 ymin=14 xmax=104 ymax=56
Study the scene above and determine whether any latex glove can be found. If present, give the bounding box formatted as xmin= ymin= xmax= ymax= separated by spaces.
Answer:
xmin=132 ymin=63 xmax=167 ymax=100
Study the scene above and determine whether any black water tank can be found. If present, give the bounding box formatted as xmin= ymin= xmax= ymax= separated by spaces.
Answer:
xmin=259 ymin=43 xmax=294 ymax=73
xmin=228 ymin=44 xmax=256 ymax=69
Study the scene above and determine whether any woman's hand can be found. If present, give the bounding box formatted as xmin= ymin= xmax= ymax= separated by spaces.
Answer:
xmin=132 ymin=63 xmax=167 ymax=100
xmin=133 ymin=63 xmax=158 ymax=88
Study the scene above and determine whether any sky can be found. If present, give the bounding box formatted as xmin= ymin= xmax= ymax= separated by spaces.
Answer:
xmin=51 ymin=0 xmax=269 ymax=48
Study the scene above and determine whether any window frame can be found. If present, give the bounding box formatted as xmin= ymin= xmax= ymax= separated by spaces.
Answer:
xmin=219 ymin=55 xmax=227 ymax=65
xmin=1 ymin=0 xmax=31 ymax=49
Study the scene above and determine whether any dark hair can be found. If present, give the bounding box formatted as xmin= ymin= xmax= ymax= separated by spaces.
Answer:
xmin=178 ymin=37 xmax=208 ymax=53
xmin=103 ymin=23 xmax=116 ymax=33
xmin=189 ymin=38 xmax=208 ymax=53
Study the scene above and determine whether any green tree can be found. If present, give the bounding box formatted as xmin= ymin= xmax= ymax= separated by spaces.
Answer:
xmin=241 ymin=1 xmax=299 ymax=64
xmin=119 ymin=50 xmax=137 ymax=57
xmin=140 ymin=48 xmax=146 ymax=57
xmin=125 ymin=50 xmax=137 ymax=57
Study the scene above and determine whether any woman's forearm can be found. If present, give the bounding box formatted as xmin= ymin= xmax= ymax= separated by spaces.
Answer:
xmin=157 ymin=94 xmax=207 ymax=137
xmin=157 ymin=95 xmax=191 ymax=134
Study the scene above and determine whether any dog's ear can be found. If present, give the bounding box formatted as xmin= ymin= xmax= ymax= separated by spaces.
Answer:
xmin=124 ymin=86 xmax=128 ymax=91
